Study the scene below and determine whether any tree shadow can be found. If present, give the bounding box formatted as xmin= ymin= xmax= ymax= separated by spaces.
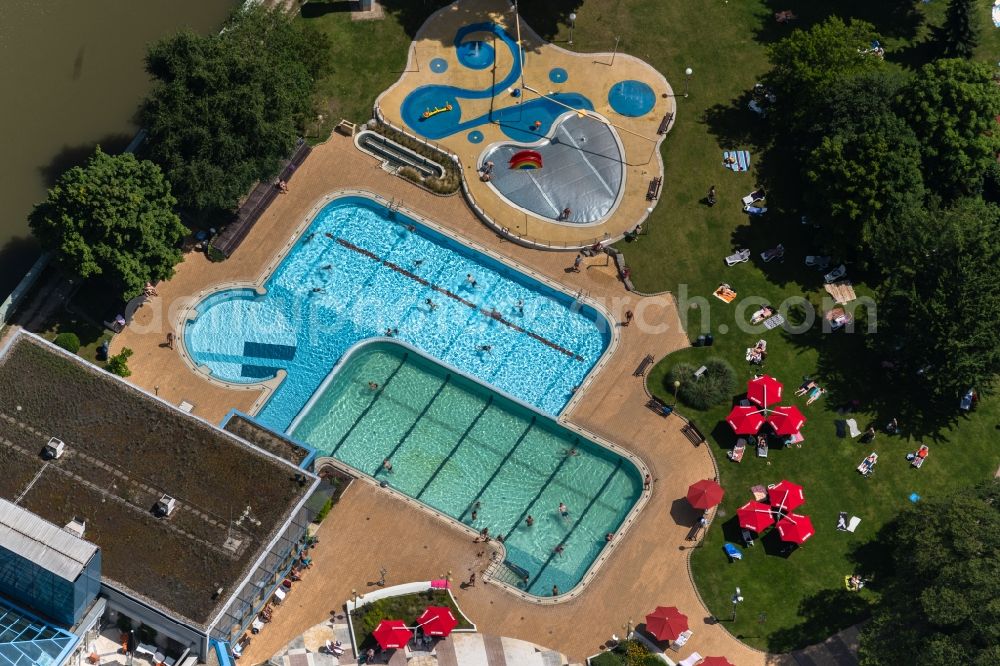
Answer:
xmin=753 ymin=0 xmax=924 ymax=47
xmin=702 ymin=96 xmax=771 ymax=153
xmin=511 ymin=0 xmax=584 ymax=42
xmin=766 ymin=587 xmax=873 ymax=653
xmin=378 ymin=0 xmax=466 ymax=40
xmin=38 ymin=134 xmax=133 ymax=188
xmin=0 ymin=236 xmax=42 ymax=302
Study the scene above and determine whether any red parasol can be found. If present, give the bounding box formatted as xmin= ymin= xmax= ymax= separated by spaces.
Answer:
xmin=747 ymin=375 xmax=783 ymax=408
xmin=768 ymin=479 xmax=805 ymax=513
xmin=415 ymin=607 xmax=458 ymax=637
xmin=701 ymin=658 xmax=736 ymax=666
xmin=726 ymin=405 xmax=765 ymax=435
xmin=736 ymin=500 xmax=775 ymax=533
xmin=767 ymin=405 xmax=807 ymax=436
xmin=372 ymin=620 xmax=413 ymax=650
xmin=687 ymin=479 xmax=725 ymax=510
xmin=644 ymin=606 xmax=689 ymax=642
xmin=775 ymin=513 xmax=815 ymax=544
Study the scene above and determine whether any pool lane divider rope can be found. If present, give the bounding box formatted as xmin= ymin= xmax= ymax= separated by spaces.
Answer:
xmin=328 ymin=353 xmax=409 ymax=455
xmin=523 ymin=458 xmax=625 ymax=591
xmin=334 ymin=237 xmax=583 ymax=361
xmin=415 ymin=395 xmax=494 ymax=500
xmin=458 ymin=417 xmax=536 ymax=522
xmin=374 ymin=374 xmax=451 ymax=476
xmin=501 ymin=436 xmax=580 ymax=543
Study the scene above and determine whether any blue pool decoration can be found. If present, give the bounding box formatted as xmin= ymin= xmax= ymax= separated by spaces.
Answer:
xmin=183 ymin=195 xmax=611 ymax=430
xmin=467 ymin=130 xmax=484 ymax=143
xmin=608 ymin=79 xmax=656 ymax=117
xmin=909 ymin=492 xmax=921 ymax=503
xmin=549 ymin=67 xmax=568 ymax=83
xmin=430 ymin=58 xmax=449 ymax=73
xmin=455 ymin=32 xmax=495 ymax=70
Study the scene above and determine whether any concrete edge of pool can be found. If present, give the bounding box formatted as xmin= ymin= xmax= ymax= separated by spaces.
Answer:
xmin=292 ymin=336 xmax=654 ymax=604
xmin=175 ymin=188 xmax=622 ymax=418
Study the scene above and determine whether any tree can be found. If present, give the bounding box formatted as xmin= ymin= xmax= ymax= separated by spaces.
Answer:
xmin=868 ymin=199 xmax=1000 ymax=402
xmin=28 ymin=148 xmax=186 ymax=300
xmin=934 ymin=0 xmax=978 ymax=59
xmin=859 ymin=481 xmax=1000 ymax=666
xmin=106 ymin=348 xmax=134 ymax=378
xmin=141 ymin=5 xmax=330 ymax=212
xmin=897 ymin=59 xmax=1000 ymax=200
xmin=801 ymin=73 xmax=925 ymax=260
xmin=765 ymin=17 xmax=884 ymax=125
xmin=667 ymin=358 xmax=736 ymax=410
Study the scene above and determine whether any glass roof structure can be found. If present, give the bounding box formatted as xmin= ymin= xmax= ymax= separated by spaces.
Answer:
xmin=0 ymin=598 xmax=78 ymax=666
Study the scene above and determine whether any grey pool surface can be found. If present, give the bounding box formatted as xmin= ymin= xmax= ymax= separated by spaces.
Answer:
xmin=481 ymin=113 xmax=624 ymax=224
xmin=291 ymin=340 xmax=642 ymax=597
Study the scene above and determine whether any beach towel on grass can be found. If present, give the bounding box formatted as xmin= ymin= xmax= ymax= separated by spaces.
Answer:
xmin=763 ymin=314 xmax=785 ymax=330
xmin=993 ymin=2 xmax=1000 ymax=28
xmin=723 ymin=150 xmax=751 ymax=172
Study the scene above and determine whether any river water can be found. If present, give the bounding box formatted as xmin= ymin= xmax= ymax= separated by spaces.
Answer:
xmin=0 ymin=0 xmax=236 ymax=299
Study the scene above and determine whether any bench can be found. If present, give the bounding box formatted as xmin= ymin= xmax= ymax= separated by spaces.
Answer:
xmin=681 ymin=422 xmax=705 ymax=445
xmin=646 ymin=396 xmax=673 ymax=417
xmin=657 ymin=112 xmax=675 ymax=135
xmin=634 ymin=354 xmax=655 ymax=377
xmin=646 ymin=176 xmax=662 ymax=201
xmin=693 ymin=365 xmax=708 ymax=379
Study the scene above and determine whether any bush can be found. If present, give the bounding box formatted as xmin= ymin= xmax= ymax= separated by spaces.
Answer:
xmin=314 ymin=497 xmax=334 ymax=523
xmin=206 ymin=243 xmax=227 ymax=263
xmin=53 ymin=333 xmax=81 ymax=354
xmin=371 ymin=123 xmax=461 ymax=195
xmin=106 ymin=348 xmax=134 ymax=377
xmin=666 ymin=358 xmax=736 ymax=410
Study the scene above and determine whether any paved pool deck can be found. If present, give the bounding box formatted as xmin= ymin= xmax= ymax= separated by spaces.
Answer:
xmin=375 ymin=0 xmax=673 ymax=248
xmin=109 ymin=133 xmax=766 ymax=665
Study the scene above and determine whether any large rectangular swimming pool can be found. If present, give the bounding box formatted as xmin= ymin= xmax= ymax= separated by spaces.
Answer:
xmin=290 ymin=341 xmax=642 ymax=597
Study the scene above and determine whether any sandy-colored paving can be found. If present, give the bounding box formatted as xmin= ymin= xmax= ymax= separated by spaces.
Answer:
xmin=111 ymin=133 xmax=767 ymax=664
xmin=375 ymin=0 xmax=672 ymax=247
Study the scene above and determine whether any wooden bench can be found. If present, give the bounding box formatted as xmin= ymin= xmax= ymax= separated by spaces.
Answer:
xmin=681 ymin=422 xmax=706 ymax=446
xmin=657 ymin=112 xmax=675 ymax=135
xmin=634 ymin=354 xmax=655 ymax=377
xmin=646 ymin=176 xmax=662 ymax=201
xmin=646 ymin=396 xmax=673 ymax=417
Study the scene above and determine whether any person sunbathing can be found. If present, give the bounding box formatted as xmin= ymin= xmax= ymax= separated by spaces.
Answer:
xmin=806 ymin=387 xmax=826 ymax=405
xmin=794 ymin=381 xmax=817 ymax=396
xmin=750 ymin=306 xmax=775 ymax=325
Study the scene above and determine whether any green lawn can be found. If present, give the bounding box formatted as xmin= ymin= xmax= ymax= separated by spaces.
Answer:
xmin=299 ymin=0 xmax=1000 ymax=653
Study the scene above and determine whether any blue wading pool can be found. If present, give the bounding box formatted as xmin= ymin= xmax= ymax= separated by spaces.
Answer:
xmin=183 ymin=195 xmax=611 ymax=431
xmin=290 ymin=340 xmax=643 ymax=597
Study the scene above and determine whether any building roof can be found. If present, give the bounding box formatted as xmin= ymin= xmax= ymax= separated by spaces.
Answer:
xmin=0 ymin=332 xmax=315 ymax=629
xmin=0 ymin=500 xmax=98 ymax=582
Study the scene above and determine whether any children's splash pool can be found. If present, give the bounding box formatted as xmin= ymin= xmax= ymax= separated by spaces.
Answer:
xmin=290 ymin=340 xmax=643 ymax=597
xmin=182 ymin=194 xmax=611 ymax=431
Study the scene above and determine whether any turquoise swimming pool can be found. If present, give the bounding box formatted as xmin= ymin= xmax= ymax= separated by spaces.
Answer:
xmin=183 ymin=194 xmax=611 ymax=431
xmin=290 ymin=340 xmax=642 ymax=597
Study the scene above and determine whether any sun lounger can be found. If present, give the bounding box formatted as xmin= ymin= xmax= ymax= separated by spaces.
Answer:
xmin=760 ymin=244 xmax=784 ymax=262
xmin=671 ymin=630 xmax=693 ymax=651
xmin=744 ymin=205 xmax=768 ymax=216
xmin=741 ymin=529 xmax=755 ymax=547
xmin=725 ymin=249 xmax=751 ymax=266
xmin=251 ymin=618 xmax=265 ymax=634
xmin=729 ymin=439 xmax=746 ymax=462
xmin=757 ymin=440 xmax=768 ymax=458
xmin=273 ymin=587 xmax=287 ymax=603
xmin=724 ymin=543 xmax=743 ymax=561
xmin=741 ymin=189 xmax=766 ymax=206
xmin=824 ymin=264 xmax=847 ymax=283
xmin=805 ymin=255 xmax=831 ymax=269
xmin=857 ymin=452 xmax=878 ymax=477
xmin=679 ymin=654 xmax=703 ymax=666
xmin=845 ymin=418 xmax=861 ymax=438
xmin=960 ymin=389 xmax=974 ymax=411
xmin=847 ymin=516 xmax=861 ymax=532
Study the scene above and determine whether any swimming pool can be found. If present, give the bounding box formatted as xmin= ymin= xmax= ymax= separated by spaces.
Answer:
xmin=183 ymin=194 xmax=611 ymax=430
xmin=290 ymin=340 xmax=643 ymax=597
